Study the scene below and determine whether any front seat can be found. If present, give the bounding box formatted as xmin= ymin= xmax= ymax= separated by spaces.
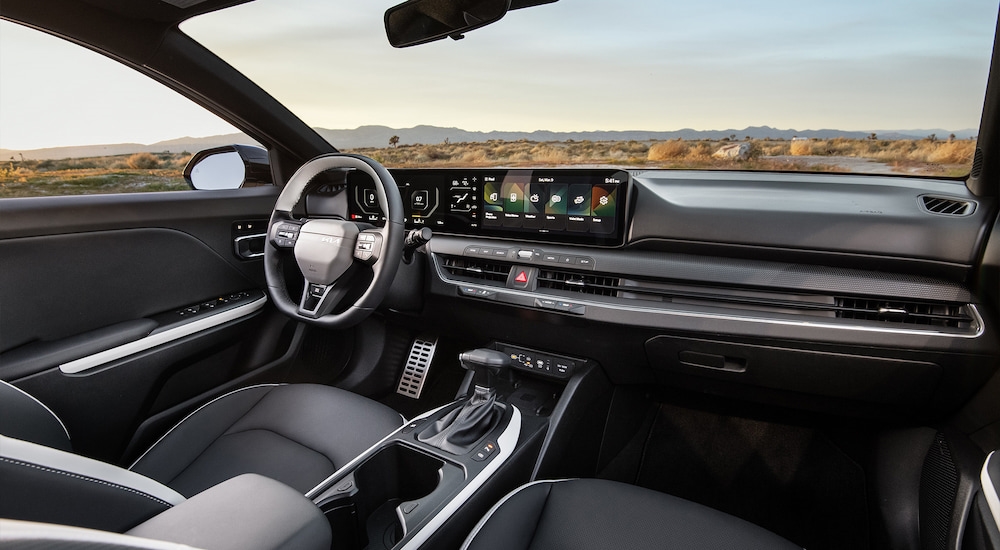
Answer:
xmin=462 ymin=479 xmax=801 ymax=550
xmin=0 ymin=380 xmax=403 ymax=530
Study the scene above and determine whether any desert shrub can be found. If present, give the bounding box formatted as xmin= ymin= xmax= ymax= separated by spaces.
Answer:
xmin=789 ymin=140 xmax=812 ymax=156
xmin=460 ymin=150 xmax=488 ymax=163
xmin=762 ymin=142 xmax=789 ymax=156
xmin=126 ymin=152 xmax=160 ymax=169
xmin=687 ymin=142 xmax=714 ymax=159
xmin=529 ymin=145 xmax=569 ymax=163
xmin=648 ymin=140 xmax=689 ymax=160
xmin=926 ymin=141 xmax=975 ymax=164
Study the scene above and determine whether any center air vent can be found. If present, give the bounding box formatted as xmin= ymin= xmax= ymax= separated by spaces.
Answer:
xmin=835 ymin=298 xmax=974 ymax=328
xmin=441 ymin=257 xmax=512 ymax=283
xmin=537 ymin=269 xmax=621 ymax=297
xmin=921 ymin=195 xmax=975 ymax=216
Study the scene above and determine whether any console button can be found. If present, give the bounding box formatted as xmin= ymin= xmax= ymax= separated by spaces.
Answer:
xmin=536 ymin=299 xmax=557 ymax=310
xmin=517 ymin=250 xmax=533 ymax=260
xmin=576 ymin=256 xmax=594 ymax=268
xmin=492 ymin=248 xmax=508 ymax=257
xmin=471 ymin=441 xmax=497 ymax=462
xmin=542 ymin=253 xmax=560 ymax=263
xmin=401 ymin=420 xmax=423 ymax=434
xmin=559 ymin=255 xmax=575 ymax=265
xmin=465 ymin=246 xmax=480 ymax=255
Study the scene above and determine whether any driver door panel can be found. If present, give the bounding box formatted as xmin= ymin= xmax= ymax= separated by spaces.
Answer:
xmin=0 ymin=188 xmax=292 ymax=463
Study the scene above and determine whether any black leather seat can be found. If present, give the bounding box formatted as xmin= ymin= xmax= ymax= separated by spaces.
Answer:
xmin=462 ymin=479 xmax=801 ymax=550
xmin=0 ymin=380 xmax=403 ymax=531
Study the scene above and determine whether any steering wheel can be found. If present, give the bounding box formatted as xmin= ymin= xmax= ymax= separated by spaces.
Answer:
xmin=264 ymin=154 xmax=404 ymax=328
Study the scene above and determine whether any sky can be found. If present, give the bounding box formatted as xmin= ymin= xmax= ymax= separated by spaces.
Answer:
xmin=1 ymin=0 xmax=998 ymax=150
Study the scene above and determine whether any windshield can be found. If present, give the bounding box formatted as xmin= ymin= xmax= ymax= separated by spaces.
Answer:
xmin=183 ymin=0 xmax=998 ymax=177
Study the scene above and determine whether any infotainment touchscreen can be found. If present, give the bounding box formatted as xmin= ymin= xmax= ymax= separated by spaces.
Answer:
xmin=347 ymin=169 xmax=629 ymax=246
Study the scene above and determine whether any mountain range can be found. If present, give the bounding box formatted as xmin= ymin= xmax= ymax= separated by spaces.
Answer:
xmin=1 ymin=125 xmax=979 ymax=161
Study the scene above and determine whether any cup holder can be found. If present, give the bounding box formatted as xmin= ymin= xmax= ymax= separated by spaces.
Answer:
xmin=319 ymin=443 xmax=449 ymax=550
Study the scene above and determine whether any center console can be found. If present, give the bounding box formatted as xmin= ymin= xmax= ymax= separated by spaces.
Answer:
xmin=303 ymin=343 xmax=606 ymax=550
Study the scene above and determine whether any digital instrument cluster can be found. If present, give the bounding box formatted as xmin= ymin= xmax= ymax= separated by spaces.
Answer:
xmin=347 ymin=169 xmax=629 ymax=246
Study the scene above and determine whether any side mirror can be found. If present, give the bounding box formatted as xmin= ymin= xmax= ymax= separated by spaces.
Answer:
xmin=385 ymin=0 xmax=511 ymax=48
xmin=183 ymin=144 xmax=272 ymax=190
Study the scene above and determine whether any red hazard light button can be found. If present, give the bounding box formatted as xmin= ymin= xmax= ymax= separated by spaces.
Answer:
xmin=514 ymin=271 xmax=528 ymax=284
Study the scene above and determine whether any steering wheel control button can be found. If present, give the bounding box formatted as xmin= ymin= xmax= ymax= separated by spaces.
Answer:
xmin=270 ymin=222 xmax=301 ymax=248
xmin=353 ymin=231 xmax=382 ymax=264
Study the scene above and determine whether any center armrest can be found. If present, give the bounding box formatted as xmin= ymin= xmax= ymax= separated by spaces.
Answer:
xmin=127 ymin=474 xmax=330 ymax=550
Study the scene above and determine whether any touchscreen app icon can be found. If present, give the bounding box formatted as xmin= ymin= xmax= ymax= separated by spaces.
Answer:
xmin=502 ymin=182 xmax=525 ymax=211
xmin=483 ymin=182 xmax=503 ymax=211
xmin=567 ymin=184 xmax=592 ymax=216
xmin=524 ymin=184 xmax=547 ymax=214
xmin=591 ymin=185 xmax=617 ymax=217
xmin=545 ymin=185 xmax=568 ymax=215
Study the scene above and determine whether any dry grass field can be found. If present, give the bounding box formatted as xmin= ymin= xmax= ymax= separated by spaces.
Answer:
xmin=0 ymin=138 xmax=974 ymax=197
xmin=0 ymin=152 xmax=191 ymax=197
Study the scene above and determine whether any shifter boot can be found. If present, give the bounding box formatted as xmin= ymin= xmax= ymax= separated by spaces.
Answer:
xmin=418 ymin=386 xmax=499 ymax=455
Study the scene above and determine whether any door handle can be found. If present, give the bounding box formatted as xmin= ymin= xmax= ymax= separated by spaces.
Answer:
xmin=234 ymin=233 xmax=266 ymax=259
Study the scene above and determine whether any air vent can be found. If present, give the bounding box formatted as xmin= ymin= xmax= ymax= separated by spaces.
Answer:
xmin=971 ymin=147 xmax=984 ymax=179
xmin=921 ymin=195 xmax=975 ymax=216
xmin=835 ymin=298 xmax=973 ymax=328
xmin=538 ymin=269 xmax=621 ymax=297
xmin=441 ymin=257 xmax=512 ymax=283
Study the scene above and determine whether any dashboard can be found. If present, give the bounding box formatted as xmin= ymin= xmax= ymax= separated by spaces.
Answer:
xmin=314 ymin=167 xmax=998 ymax=415
xmin=345 ymin=169 xmax=629 ymax=247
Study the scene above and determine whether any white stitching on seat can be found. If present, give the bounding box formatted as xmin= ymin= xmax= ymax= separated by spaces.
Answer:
xmin=128 ymin=383 xmax=283 ymax=471
xmin=1 ymin=457 xmax=174 ymax=508
xmin=0 ymin=380 xmax=71 ymax=442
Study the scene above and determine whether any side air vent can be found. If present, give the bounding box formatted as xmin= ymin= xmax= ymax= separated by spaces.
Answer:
xmin=920 ymin=195 xmax=975 ymax=216
xmin=835 ymin=298 xmax=974 ymax=328
xmin=971 ymin=147 xmax=984 ymax=179
xmin=538 ymin=269 xmax=621 ymax=297
xmin=441 ymin=257 xmax=512 ymax=283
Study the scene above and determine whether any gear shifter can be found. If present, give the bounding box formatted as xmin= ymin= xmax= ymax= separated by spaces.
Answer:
xmin=417 ymin=348 xmax=509 ymax=454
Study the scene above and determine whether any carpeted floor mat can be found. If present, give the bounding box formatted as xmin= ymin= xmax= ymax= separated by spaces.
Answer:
xmin=608 ymin=401 xmax=869 ymax=550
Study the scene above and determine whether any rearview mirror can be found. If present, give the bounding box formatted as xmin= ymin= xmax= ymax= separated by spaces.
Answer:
xmin=183 ymin=144 xmax=272 ymax=190
xmin=385 ymin=0 xmax=510 ymax=48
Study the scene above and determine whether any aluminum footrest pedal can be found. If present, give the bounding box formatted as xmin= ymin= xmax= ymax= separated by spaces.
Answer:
xmin=396 ymin=336 xmax=437 ymax=399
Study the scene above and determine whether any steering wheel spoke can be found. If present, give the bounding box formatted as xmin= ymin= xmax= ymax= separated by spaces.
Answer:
xmin=298 ymin=272 xmax=355 ymax=318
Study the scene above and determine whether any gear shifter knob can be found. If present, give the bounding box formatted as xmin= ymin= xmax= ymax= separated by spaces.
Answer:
xmin=459 ymin=348 xmax=510 ymax=389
